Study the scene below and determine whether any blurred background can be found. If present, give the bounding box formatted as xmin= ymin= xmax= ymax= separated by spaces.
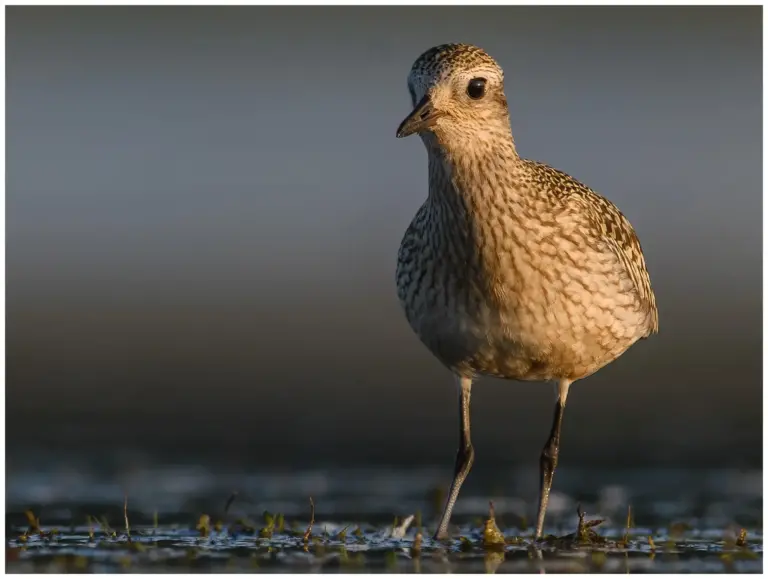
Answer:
xmin=6 ymin=5 xmax=761 ymax=512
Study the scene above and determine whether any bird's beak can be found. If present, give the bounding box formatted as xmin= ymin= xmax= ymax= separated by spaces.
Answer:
xmin=396 ymin=94 xmax=442 ymax=138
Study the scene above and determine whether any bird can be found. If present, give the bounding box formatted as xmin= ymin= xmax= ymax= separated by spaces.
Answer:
xmin=394 ymin=43 xmax=658 ymax=541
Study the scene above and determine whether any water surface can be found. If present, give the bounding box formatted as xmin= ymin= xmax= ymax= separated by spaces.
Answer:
xmin=7 ymin=460 xmax=762 ymax=573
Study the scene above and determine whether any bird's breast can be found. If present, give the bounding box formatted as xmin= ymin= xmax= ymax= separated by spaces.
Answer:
xmin=397 ymin=208 xmax=647 ymax=380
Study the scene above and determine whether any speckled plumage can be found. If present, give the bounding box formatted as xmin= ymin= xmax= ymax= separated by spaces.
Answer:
xmin=396 ymin=44 xmax=657 ymax=382
xmin=394 ymin=43 xmax=658 ymax=540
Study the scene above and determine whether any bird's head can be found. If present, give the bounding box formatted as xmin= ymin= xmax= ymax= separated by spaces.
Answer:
xmin=396 ymin=44 xmax=511 ymax=147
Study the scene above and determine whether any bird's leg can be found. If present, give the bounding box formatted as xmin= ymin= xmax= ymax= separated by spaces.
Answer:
xmin=535 ymin=379 xmax=571 ymax=540
xmin=434 ymin=376 xmax=474 ymax=540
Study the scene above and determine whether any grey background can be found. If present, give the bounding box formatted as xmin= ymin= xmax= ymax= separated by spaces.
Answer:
xmin=7 ymin=6 xmax=761 ymax=469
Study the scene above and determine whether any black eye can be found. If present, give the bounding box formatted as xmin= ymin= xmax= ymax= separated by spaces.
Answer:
xmin=467 ymin=77 xmax=487 ymax=99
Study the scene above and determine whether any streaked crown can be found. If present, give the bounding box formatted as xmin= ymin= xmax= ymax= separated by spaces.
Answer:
xmin=407 ymin=44 xmax=503 ymax=103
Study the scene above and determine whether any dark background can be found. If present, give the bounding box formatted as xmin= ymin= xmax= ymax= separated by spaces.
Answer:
xmin=7 ymin=6 xmax=761 ymax=471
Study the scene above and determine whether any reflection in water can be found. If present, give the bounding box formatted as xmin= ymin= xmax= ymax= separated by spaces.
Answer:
xmin=484 ymin=549 xmax=505 ymax=573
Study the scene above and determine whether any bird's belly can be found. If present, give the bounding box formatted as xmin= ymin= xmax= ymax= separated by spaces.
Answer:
xmin=408 ymin=300 xmax=535 ymax=379
xmin=404 ymin=264 xmax=644 ymax=381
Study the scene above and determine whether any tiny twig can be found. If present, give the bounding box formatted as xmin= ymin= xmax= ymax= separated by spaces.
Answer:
xmin=224 ymin=491 xmax=238 ymax=516
xmin=303 ymin=497 xmax=315 ymax=542
xmin=621 ymin=505 xmax=632 ymax=546
xmin=124 ymin=495 xmax=131 ymax=542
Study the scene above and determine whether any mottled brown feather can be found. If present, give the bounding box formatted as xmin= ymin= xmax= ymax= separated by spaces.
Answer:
xmin=396 ymin=43 xmax=658 ymax=381
xmin=523 ymin=160 xmax=659 ymax=336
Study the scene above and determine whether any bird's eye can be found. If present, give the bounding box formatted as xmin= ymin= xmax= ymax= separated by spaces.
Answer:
xmin=467 ymin=77 xmax=487 ymax=100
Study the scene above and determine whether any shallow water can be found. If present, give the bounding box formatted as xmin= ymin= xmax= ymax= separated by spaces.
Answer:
xmin=6 ymin=523 xmax=764 ymax=573
xmin=6 ymin=461 xmax=763 ymax=573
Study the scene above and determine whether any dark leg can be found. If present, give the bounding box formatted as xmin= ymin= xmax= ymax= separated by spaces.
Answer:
xmin=535 ymin=379 xmax=571 ymax=539
xmin=434 ymin=376 xmax=474 ymax=540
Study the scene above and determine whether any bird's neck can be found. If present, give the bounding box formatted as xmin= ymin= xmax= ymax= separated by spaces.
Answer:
xmin=425 ymin=133 xmax=527 ymax=227
xmin=420 ymin=134 xmax=535 ymax=275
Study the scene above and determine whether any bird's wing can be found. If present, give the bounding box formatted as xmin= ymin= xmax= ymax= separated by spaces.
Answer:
xmin=578 ymin=188 xmax=659 ymax=335
xmin=525 ymin=161 xmax=659 ymax=336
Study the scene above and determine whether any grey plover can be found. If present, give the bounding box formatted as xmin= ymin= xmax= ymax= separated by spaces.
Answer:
xmin=395 ymin=44 xmax=658 ymax=540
